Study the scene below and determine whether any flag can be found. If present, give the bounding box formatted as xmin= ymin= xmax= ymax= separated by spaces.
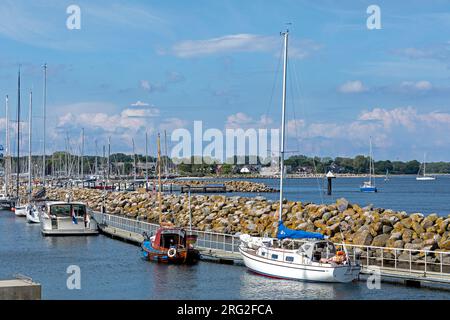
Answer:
xmin=72 ymin=209 xmax=78 ymax=224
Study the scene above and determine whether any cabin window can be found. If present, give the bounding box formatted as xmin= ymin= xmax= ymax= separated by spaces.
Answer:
xmin=72 ymin=205 xmax=86 ymax=217
xmin=271 ymin=254 xmax=278 ymax=260
xmin=285 ymin=256 xmax=294 ymax=262
xmin=50 ymin=205 xmax=71 ymax=217
xmin=261 ymin=252 xmax=266 ymax=256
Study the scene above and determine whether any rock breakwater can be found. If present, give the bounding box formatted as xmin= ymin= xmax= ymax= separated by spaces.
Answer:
xmin=45 ymin=188 xmax=450 ymax=255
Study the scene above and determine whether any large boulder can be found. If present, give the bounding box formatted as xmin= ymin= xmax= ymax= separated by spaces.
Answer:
xmin=352 ymin=230 xmax=373 ymax=246
xmin=371 ymin=234 xmax=390 ymax=247
xmin=336 ymin=198 xmax=349 ymax=213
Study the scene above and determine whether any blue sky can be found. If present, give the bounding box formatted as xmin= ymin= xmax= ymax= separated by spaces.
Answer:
xmin=0 ymin=0 xmax=449 ymax=161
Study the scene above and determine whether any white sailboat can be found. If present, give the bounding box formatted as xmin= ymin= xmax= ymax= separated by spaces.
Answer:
xmin=239 ymin=30 xmax=360 ymax=283
xmin=360 ymin=137 xmax=377 ymax=192
xmin=416 ymin=153 xmax=435 ymax=181
xmin=25 ymin=90 xmax=39 ymax=224
xmin=14 ymin=68 xmax=27 ymax=217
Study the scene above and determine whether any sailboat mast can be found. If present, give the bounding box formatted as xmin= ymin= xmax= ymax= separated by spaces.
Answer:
xmin=5 ymin=95 xmax=9 ymax=195
xmin=132 ymin=138 xmax=136 ymax=181
xmin=278 ymin=30 xmax=289 ymax=223
xmin=157 ymin=133 xmax=162 ymax=225
xmin=16 ymin=68 xmax=21 ymax=199
xmin=42 ymin=64 xmax=47 ymax=186
xmin=369 ymin=137 xmax=373 ymax=184
xmin=81 ymin=128 xmax=84 ymax=180
xmin=28 ymin=90 xmax=33 ymax=198
xmin=423 ymin=153 xmax=426 ymax=176
xmin=145 ymin=131 xmax=148 ymax=189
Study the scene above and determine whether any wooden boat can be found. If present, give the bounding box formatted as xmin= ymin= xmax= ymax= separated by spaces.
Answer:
xmin=141 ymin=225 xmax=199 ymax=264
xmin=140 ymin=134 xmax=199 ymax=265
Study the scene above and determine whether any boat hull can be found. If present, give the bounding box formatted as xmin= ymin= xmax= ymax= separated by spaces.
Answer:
xmin=416 ymin=177 xmax=436 ymax=181
xmin=141 ymin=241 xmax=199 ymax=265
xmin=40 ymin=216 xmax=98 ymax=236
xmin=26 ymin=211 xmax=40 ymax=224
xmin=360 ymin=186 xmax=377 ymax=193
xmin=14 ymin=207 xmax=27 ymax=217
xmin=239 ymin=248 xmax=360 ymax=283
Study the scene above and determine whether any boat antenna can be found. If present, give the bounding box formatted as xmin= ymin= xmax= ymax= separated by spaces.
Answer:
xmin=278 ymin=29 xmax=289 ymax=224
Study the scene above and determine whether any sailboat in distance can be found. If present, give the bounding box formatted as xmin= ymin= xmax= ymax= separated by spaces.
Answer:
xmin=416 ymin=153 xmax=436 ymax=181
xmin=239 ymin=29 xmax=360 ymax=283
xmin=360 ymin=137 xmax=377 ymax=192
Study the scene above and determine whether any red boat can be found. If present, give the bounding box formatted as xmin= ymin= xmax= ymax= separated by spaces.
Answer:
xmin=141 ymin=225 xmax=200 ymax=264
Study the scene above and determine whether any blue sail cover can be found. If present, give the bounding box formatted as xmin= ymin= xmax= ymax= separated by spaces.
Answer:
xmin=277 ymin=221 xmax=325 ymax=240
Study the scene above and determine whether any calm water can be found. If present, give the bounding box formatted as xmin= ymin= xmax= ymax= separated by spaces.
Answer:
xmin=213 ymin=175 xmax=450 ymax=216
xmin=1 ymin=211 xmax=449 ymax=299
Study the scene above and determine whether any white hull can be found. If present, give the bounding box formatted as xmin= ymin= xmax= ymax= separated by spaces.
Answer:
xmin=15 ymin=207 xmax=27 ymax=217
xmin=40 ymin=216 xmax=98 ymax=236
xmin=240 ymin=248 xmax=360 ymax=283
xmin=26 ymin=210 xmax=40 ymax=224
xmin=416 ymin=176 xmax=436 ymax=181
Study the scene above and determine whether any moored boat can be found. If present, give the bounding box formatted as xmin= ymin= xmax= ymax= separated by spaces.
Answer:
xmin=140 ymin=133 xmax=199 ymax=265
xmin=239 ymin=227 xmax=360 ymax=283
xmin=26 ymin=204 xmax=40 ymax=224
xmin=238 ymin=29 xmax=360 ymax=283
xmin=40 ymin=201 xmax=98 ymax=236
xmin=141 ymin=226 xmax=199 ymax=264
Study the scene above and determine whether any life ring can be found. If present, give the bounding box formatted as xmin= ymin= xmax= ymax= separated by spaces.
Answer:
xmin=168 ymin=248 xmax=177 ymax=258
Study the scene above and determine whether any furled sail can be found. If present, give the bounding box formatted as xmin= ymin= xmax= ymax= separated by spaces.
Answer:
xmin=276 ymin=221 xmax=325 ymax=240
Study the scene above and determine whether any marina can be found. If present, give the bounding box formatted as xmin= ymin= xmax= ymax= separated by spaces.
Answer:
xmin=0 ymin=1 xmax=450 ymax=308
xmin=1 ymin=207 xmax=450 ymax=300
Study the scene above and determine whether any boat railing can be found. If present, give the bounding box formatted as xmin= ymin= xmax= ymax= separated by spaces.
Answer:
xmin=339 ymin=243 xmax=450 ymax=280
xmin=92 ymin=212 xmax=241 ymax=253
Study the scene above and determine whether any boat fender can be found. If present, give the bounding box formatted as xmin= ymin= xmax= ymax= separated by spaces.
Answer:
xmin=168 ymin=248 xmax=177 ymax=258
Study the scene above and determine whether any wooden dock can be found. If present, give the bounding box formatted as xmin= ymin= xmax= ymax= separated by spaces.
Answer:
xmin=180 ymin=184 xmax=227 ymax=193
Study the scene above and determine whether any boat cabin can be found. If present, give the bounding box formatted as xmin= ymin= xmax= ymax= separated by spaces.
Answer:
xmin=299 ymin=240 xmax=337 ymax=262
xmin=152 ymin=228 xmax=197 ymax=249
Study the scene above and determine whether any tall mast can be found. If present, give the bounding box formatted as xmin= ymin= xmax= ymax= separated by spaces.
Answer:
xmin=81 ymin=128 xmax=84 ymax=180
xmin=164 ymin=130 xmax=168 ymax=176
xmin=278 ymin=30 xmax=289 ymax=223
xmin=107 ymin=136 xmax=111 ymax=180
xmin=132 ymin=138 xmax=136 ymax=181
xmin=157 ymin=133 xmax=162 ymax=225
xmin=16 ymin=67 xmax=21 ymax=199
xmin=145 ymin=131 xmax=149 ymax=190
xmin=95 ymin=139 xmax=98 ymax=176
xmin=28 ymin=90 xmax=33 ymax=198
xmin=369 ymin=137 xmax=373 ymax=184
xmin=5 ymin=95 xmax=10 ymax=195
xmin=42 ymin=64 xmax=47 ymax=186
xmin=423 ymin=153 xmax=426 ymax=176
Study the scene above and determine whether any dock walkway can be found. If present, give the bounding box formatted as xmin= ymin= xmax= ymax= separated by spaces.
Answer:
xmin=92 ymin=212 xmax=450 ymax=287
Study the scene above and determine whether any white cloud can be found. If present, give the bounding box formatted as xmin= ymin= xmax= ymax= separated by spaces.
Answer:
xmin=338 ymin=80 xmax=367 ymax=93
xmin=166 ymin=34 xmax=322 ymax=59
xmin=122 ymin=108 xmax=160 ymax=118
xmin=400 ymin=80 xmax=432 ymax=91
xmin=131 ymin=100 xmax=150 ymax=107
xmin=225 ymin=112 xmax=274 ymax=129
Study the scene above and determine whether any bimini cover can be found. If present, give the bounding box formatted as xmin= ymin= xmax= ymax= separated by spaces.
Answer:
xmin=277 ymin=221 xmax=325 ymax=240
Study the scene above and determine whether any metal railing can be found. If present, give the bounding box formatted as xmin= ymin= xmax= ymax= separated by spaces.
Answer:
xmin=92 ymin=212 xmax=240 ymax=253
xmin=92 ymin=212 xmax=450 ymax=280
xmin=341 ymin=243 xmax=450 ymax=280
